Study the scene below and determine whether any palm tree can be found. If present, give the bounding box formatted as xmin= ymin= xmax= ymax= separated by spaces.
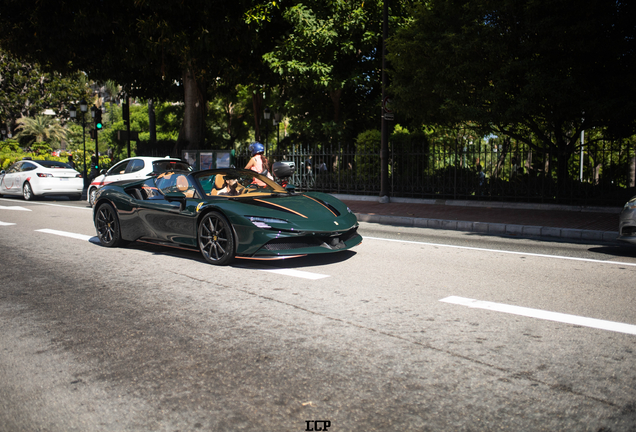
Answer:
xmin=15 ymin=115 xmax=67 ymax=147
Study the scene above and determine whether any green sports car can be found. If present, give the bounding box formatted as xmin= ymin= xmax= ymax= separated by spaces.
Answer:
xmin=92 ymin=168 xmax=362 ymax=265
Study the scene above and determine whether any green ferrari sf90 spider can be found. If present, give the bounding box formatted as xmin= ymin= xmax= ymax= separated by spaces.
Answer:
xmin=92 ymin=168 xmax=362 ymax=265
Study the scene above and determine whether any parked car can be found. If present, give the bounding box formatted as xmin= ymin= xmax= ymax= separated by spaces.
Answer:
xmin=87 ymin=156 xmax=190 ymax=206
xmin=93 ymin=167 xmax=362 ymax=265
xmin=618 ymin=195 xmax=636 ymax=244
xmin=0 ymin=158 xmax=83 ymax=200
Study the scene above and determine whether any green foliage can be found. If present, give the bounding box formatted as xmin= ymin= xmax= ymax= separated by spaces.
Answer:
xmin=31 ymin=142 xmax=53 ymax=156
xmin=354 ymin=129 xmax=381 ymax=179
xmin=15 ymin=116 xmax=68 ymax=148
xmin=0 ymin=48 xmax=86 ymax=124
xmin=388 ymin=0 xmax=636 ymax=187
xmin=0 ymin=139 xmax=21 ymax=153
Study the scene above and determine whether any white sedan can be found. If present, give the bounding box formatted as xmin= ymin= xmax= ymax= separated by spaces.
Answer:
xmin=0 ymin=158 xmax=84 ymax=201
xmin=88 ymin=156 xmax=191 ymax=206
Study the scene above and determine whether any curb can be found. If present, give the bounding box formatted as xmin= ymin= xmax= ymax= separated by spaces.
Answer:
xmin=355 ymin=213 xmax=620 ymax=243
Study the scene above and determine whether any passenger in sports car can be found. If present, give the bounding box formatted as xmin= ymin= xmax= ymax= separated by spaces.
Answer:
xmin=217 ymin=178 xmax=240 ymax=196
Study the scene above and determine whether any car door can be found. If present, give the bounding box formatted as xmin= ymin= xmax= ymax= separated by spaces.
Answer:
xmin=0 ymin=162 xmax=23 ymax=195
xmin=135 ymin=174 xmax=198 ymax=246
xmin=100 ymin=159 xmax=132 ymax=186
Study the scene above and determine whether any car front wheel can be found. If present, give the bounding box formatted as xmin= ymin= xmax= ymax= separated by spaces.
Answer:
xmin=95 ymin=202 xmax=126 ymax=247
xmin=198 ymin=211 xmax=235 ymax=265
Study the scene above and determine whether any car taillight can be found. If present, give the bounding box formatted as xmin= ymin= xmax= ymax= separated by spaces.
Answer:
xmin=37 ymin=173 xmax=53 ymax=178
xmin=76 ymin=173 xmax=82 ymax=178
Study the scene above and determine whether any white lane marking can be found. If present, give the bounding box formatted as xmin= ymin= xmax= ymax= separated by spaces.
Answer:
xmin=364 ymin=236 xmax=636 ymax=267
xmin=0 ymin=205 xmax=31 ymax=211
xmin=35 ymin=229 xmax=99 ymax=243
xmin=260 ymin=268 xmax=329 ymax=280
xmin=0 ymin=198 xmax=91 ymax=211
xmin=440 ymin=296 xmax=636 ymax=336
xmin=0 ymin=221 xmax=16 ymax=226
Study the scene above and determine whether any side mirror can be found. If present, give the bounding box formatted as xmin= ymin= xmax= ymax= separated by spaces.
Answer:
xmin=165 ymin=191 xmax=186 ymax=209
xmin=100 ymin=169 xmax=107 ymax=175
xmin=0 ymin=170 xmax=5 ymax=175
xmin=285 ymin=183 xmax=296 ymax=193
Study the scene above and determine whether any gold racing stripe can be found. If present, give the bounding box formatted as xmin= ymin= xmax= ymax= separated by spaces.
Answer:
xmin=301 ymin=194 xmax=338 ymax=217
xmin=253 ymin=199 xmax=308 ymax=218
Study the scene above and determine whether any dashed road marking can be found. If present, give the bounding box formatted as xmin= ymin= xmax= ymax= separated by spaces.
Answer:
xmin=440 ymin=296 xmax=636 ymax=336
xmin=0 ymin=205 xmax=31 ymax=211
xmin=35 ymin=228 xmax=99 ymax=243
xmin=0 ymin=221 xmax=16 ymax=226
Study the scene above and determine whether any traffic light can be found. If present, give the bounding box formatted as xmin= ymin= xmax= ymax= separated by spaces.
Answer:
xmin=89 ymin=129 xmax=96 ymax=139
xmin=95 ymin=109 xmax=103 ymax=130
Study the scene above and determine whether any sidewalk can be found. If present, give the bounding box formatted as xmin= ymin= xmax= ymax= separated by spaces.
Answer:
xmin=334 ymin=194 xmax=622 ymax=243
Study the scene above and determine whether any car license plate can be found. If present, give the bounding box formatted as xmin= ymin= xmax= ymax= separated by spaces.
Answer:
xmin=60 ymin=178 xmax=69 ymax=181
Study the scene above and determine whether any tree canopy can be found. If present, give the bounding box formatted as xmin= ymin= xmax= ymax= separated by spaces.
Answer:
xmin=388 ymin=0 xmax=636 ymax=184
xmin=0 ymin=48 xmax=86 ymax=125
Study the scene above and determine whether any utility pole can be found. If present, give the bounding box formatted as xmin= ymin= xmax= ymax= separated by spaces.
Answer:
xmin=379 ymin=0 xmax=390 ymax=201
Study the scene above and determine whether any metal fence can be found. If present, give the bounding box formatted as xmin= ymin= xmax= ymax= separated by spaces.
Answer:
xmin=235 ymin=140 xmax=636 ymax=207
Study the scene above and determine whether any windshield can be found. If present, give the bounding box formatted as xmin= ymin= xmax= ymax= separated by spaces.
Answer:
xmin=195 ymin=169 xmax=286 ymax=198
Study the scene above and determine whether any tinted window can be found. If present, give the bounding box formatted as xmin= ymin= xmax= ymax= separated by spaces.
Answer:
xmin=6 ymin=162 xmax=22 ymax=174
xmin=109 ymin=160 xmax=130 ymax=175
xmin=153 ymin=160 xmax=191 ymax=174
xmin=21 ymin=162 xmax=37 ymax=171
xmin=141 ymin=178 xmax=162 ymax=199
xmin=126 ymin=159 xmax=145 ymax=173
xmin=155 ymin=172 xmax=194 ymax=196
xmin=37 ymin=160 xmax=71 ymax=169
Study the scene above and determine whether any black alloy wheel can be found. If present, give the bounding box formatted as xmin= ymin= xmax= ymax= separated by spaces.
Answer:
xmin=198 ymin=211 xmax=235 ymax=265
xmin=95 ymin=202 xmax=126 ymax=247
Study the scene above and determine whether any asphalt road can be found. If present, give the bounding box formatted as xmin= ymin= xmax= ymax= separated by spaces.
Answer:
xmin=1 ymin=196 xmax=635 ymax=431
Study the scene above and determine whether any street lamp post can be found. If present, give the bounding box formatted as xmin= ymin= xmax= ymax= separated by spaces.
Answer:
xmin=263 ymin=107 xmax=271 ymax=154
xmin=69 ymin=99 xmax=89 ymax=189
xmin=91 ymin=105 xmax=99 ymax=170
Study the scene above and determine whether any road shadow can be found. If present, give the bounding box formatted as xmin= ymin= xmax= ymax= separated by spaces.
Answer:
xmin=587 ymin=245 xmax=636 ymax=259
xmin=96 ymin=239 xmax=357 ymax=269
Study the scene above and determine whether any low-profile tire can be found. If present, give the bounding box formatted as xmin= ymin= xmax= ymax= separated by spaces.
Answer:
xmin=22 ymin=182 xmax=35 ymax=201
xmin=198 ymin=211 xmax=235 ymax=265
xmin=95 ymin=202 xmax=127 ymax=247
xmin=88 ymin=187 xmax=98 ymax=207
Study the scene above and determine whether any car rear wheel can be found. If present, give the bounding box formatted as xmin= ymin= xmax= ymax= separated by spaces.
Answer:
xmin=23 ymin=182 xmax=35 ymax=201
xmin=95 ymin=202 xmax=126 ymax=247
xmin=198 ymin=211 xmax=235 ymax=265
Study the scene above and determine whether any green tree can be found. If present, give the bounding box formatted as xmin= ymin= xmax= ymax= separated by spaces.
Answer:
xmin=263 ymin=0 xmax=387 ymax=145
xmin=388 ymin=0 xmax=636 ymax=189
xmin=15 ymin=115 xmax=68 ymax=148
xmin=0 ymin=0 xmax=278 ymax=152
xmin=0 ymin=48 xmax=86 ymax=129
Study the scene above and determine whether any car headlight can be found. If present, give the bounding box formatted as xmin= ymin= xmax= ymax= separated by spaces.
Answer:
xmin=247 ymin=216 xmax=289 ymax=229
xmin=625 ymin=197 xmax=636 ymax=210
